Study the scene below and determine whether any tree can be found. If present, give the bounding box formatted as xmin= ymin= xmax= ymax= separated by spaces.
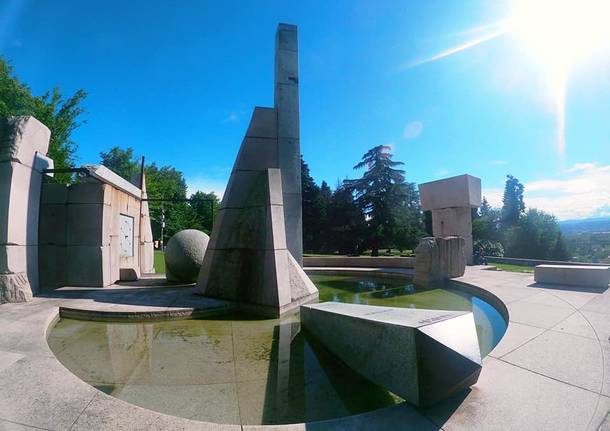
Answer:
xmin=1 ymin=58 xmax=87 ymax=183
xmin=301 ymin=157 xmax=321 ymax=252
xmin=473 ymin=196 xmax=502 ymax=243
xmin=501 ymin=175 xmax=525 ymax=226
xmin=327 ymin=184 xmax=367 ymax=255
xmin=504 ymin=209 xmax=565 ymax=259
xmin=551 ymin=231 xmax=570 ymax=261
xmin=344 ymin=145 xmax=407 ymax=256
xmin=100 ymin=147 xmax=140 ymax=181
xmin=189 ymin=191 xmax=220 ymax=234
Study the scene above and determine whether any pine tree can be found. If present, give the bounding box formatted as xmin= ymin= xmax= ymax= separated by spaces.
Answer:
xmin=344 ymin=145 xmax=406 ymax=256
xmin=501 ymin=175 xmax=525 ymax=226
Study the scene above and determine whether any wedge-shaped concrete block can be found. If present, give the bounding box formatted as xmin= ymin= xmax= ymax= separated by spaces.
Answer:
xmin=300 ymin=302 xmax=482 ymax=407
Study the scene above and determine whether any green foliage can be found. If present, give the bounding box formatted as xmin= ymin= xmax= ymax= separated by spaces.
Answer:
xmin=501 ymin=175 xmax=525 ymax=226
xmin=0 ymin=58 xmax=87 ymax=183
xmin=99 ymin=147 xmax=140 ymax=181
xmin=344 ymin=145 xmax=422 ymax=256
xmin=565 ymin=232 xmax=610 ymax=263
xmin=98 ymin=146 xmax=220 ymax=242
xmin=474 ymin=239 xmax=504 ymax=257
xmin=503 ymin=209 xmax=566 ymax=259
xmin=189 ymin=191 xmax=220 ymax=234
xmin=302 ymin=147 xmax=424 ymax=256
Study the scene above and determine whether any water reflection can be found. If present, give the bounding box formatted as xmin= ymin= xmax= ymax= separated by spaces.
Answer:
xmin=48 ymin=275 xmax=506 ymax=425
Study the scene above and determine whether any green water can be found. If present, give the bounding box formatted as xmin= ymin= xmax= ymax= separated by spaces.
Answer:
xmin=48 ymin=274 xmax=506 ymax=425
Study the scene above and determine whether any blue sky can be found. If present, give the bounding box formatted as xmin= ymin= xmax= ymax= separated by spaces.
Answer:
xmin=2 ymin=0 xmax=610 ymax=220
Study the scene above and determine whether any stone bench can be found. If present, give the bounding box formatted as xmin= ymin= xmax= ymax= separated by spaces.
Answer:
xmin=534 ymin=264 xmax=610 ymax=288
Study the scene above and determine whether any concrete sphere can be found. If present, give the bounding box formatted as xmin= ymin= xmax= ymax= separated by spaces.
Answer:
xmin=164 ymin=229 xmax=210 ymax=282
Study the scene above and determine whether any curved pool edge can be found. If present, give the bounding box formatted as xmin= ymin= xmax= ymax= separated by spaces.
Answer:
xmin=1 ymin=266 xmax=608 ymax=430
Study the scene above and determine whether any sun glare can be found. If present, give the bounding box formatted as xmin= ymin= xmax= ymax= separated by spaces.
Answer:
xmin=509 ymin=0 xmax=610 ymax=153
xmin=409 ymin=0 xmax=610 ymax=155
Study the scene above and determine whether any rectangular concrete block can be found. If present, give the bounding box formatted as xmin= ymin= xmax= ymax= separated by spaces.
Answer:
xmin=275 ymin=86 xmax=300 ymax=139
xmin=66 ymin=245 xmax=111 ymax=287
xmin=220 ymin=170 xmax=267 ymax=210
xmin=535 ymin=265 xmax=610 ymax=288
xmin=0 ymin=161 xmax=43 ymax=245
xmin=41 ymin=183 xmax=68 ymax=204
xmin=419 ymin=174 xmax=481 ymax=210
xmin=66 ymin=204 xmax=109 ymax=246
xmin=67 ymin=182 xmax=108 ymax=204
xmin=39 ymin=203 xmax=67 ymax=245
xmin=38 ymin=245 xmax=67 ymax=290
xmin=0 ymin=116 xmax=50 ymax=166
xmin=245 ymin=107 xmax=277 ymax=139
xmin=277 ymin=139 xmax=301 ymax=194
xmin=234 ymin=137 xmax=279 ymax=171
xmin=109 ymin=235 xmax=121 ymax=284
xmin=81 ymin=164 xmax=141 ymax=198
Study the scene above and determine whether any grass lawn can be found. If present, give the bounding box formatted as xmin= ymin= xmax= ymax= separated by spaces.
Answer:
xmin=154 ymin=250 xmax=166 ymax=273
xmin=493 ymin=263 xmax=534 ymax=273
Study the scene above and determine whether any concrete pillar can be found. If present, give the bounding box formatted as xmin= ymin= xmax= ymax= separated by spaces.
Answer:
xmin=418 ymin=174 xmax=481 ymax=265
xmin=274 ymin=23 xmax=303 ymax=265
xmin=0 ymin=116 xmax=51 ymax=303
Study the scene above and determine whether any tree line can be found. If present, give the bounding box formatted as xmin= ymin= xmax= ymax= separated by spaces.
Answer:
xmin=473 ymin=175 xmax=570 ymax=260
xmin=302 ymin=145 xmax=425 ymax=256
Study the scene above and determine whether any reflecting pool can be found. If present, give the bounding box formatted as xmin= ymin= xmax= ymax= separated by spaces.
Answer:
xmin=48 ymin=274 xmax=506 ymax=425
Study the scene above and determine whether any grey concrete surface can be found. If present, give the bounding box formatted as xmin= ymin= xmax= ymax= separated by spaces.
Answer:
xmin=0 ymin=268 xmax=609 ymax=430
xmin=535 ymin=264 xmax=610 ymax=288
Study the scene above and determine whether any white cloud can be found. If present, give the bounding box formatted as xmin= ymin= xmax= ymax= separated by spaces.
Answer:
xmin=484 ymin=163 xmax=610 ymax=220
xmin=186 ymin=176 xmax=227 ymax=198
xmin=222 ymin=112 xmax=240 ymax=123
xmin=482 ymin=188 xmax=503 ymax=208
xmin=488 ymin=160 xmax=507 ymax=166
xmin=403 ymin=121 xmax=423 ymax=140
xmin=524 ymin=163 xmax=610 ymax=220
xmin=435 ymin=168 xmax=450 ymax=177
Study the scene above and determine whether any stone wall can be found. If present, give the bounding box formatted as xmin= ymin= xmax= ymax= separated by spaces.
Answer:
xmin=0 ymin=116 xmax=51 ymax=303
xmin=304 ymin=256 xmax=415 ymax=269
xmin=39 ymin=181 xmax=142 ymax=289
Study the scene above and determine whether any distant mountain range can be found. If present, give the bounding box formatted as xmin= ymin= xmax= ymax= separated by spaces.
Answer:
xmin=559 ymin=217 xmax=610 ymax=235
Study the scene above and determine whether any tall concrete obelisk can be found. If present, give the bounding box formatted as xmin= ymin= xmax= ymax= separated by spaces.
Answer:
xmin=197 ymin=24 xmax=317 ymax=316
xmin=274 ymin=24 xmax=303 ymax=265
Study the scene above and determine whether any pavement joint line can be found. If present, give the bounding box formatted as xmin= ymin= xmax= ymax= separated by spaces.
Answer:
xmin=0 ymin=416 xmax=51 ymax=430
xmin=495 ymin=356 xmax=603 ymax=396
xmin=67 ymin=391 xmax=97 ymax=431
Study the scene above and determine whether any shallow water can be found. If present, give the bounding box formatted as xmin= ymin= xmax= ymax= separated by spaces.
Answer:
xmin=48 ymin=274 xmax=506 ymax=425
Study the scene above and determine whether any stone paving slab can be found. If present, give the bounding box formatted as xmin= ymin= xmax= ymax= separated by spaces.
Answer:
xmin=0 ymin=267 xmax=608 ymax=430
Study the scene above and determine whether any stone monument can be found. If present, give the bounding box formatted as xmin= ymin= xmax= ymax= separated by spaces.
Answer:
xmin=0 ymin=116 xmax=52 ymax=303
xmin=301 ymin=302 xmax=482 ymax=407
xmin=414 ymin=236 xmax=466 ymax=287
xmin=419 ymin=174 xmax=481 ymax=264
xmin=196 ymin=24 xmax=317 ymax=316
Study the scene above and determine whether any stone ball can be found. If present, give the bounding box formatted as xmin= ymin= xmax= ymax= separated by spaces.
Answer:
xmin=164 ymin=229 xmax=210 ymax=282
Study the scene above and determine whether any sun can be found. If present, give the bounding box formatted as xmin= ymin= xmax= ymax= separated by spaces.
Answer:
xmin=408 ymin=0 xmax=610 ymax=155
xmin=510 ymin=0 xmax=610 ymax=74
xmin=508 ymin=0 xmax=610 ymax=153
